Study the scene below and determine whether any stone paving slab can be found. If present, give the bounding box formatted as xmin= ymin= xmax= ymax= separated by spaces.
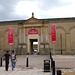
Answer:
xmin=0 ymin=67 xmax=52 ymax=75
xmin=1 ymin=55 xmax=75 ymax=75
xmin=13 ymin=55 xmax=75 ymax=69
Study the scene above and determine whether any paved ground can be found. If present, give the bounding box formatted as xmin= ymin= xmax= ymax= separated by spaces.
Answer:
xmin=0 ymin=55 xmax=75 ymax=75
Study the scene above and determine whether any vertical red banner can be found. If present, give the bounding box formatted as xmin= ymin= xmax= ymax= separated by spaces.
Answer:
xmin=8 ymin=28 xmax=13 ymax=45
xmin=51 ymin=25 xmax=56 ymax=43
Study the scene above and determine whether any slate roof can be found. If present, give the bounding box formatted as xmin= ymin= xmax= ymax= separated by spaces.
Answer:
xmin=0 ymin=20 xmax=25 ymax=24
xmin=40 ymin=17 xmax=75 ymax=22
xmin=0 ymin=17 xmax=75 ymax=24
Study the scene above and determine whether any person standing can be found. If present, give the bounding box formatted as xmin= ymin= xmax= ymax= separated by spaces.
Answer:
xmin=11 ymin=50 xmax=17 ymax=70
xmin=3 ymin=51 xmax=11 ymax=71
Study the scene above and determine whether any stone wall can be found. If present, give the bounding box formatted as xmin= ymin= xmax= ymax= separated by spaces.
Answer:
xmin=0 ymin=24 xmax=18 ymax=55
xmin=0 ymin=18 xmax=75 ymax=55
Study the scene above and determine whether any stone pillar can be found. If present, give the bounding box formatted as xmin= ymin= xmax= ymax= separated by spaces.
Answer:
xmin=19 ymin=28 xmax=21 ymax=44
xmin=41 ymin=26 xmax=43 ymax=43
xmin=24 ymin=28 xmax=25 ymax=43
xmin=1 ymin=36 xmax=5 ymax=50
xmin=0 ymin=32 xmax=1 ymax=49
xmin=46 ymin=27 xmax=49 ymax=43
xmin=28 ymin=38 xmax=30 ymax=54
xmin=49 ymin=24 xmax=52 ymax=49
xmin=38 ymin=38 xmax=40 ymax=53
xmin=21 ymin=27 xmax=24 ymax=44
xmin=48 ymin=23 xmax=51 ymax=49
xmin=66 ymin=33 xmax=71 ymax=53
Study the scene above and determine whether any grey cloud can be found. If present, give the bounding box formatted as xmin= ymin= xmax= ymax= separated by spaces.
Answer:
xmin=37 ymin=0 xmax=68 ymax=10
xmin=0 ymin=0 xmax=24 ymax=21
xmin=0 ymin=0 xmax=69 ymax=21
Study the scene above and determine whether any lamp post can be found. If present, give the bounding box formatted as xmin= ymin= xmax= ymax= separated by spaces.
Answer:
xmin=60 ymin=34 xmax=62 ymax=54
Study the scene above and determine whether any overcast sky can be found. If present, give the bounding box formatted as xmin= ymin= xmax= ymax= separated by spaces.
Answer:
xmin=0 ymin=0 xmax=75 ymax=21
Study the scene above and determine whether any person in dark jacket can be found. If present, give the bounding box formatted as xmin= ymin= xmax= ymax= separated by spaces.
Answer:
xmin=3 ymin=51 xmax=11 ymax=71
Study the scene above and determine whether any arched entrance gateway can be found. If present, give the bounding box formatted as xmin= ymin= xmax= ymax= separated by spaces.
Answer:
xmin=13 ymin=13 xmax=75 ymax=55
xmin=28 ymin=29 xmax=39 ymax=54
xmin=1 ymin=12 xmax=75 ymax=55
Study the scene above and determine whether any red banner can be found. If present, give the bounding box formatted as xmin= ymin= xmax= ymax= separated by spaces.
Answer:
xmin=28 ymin=29 xmax=39 ymax=35
xmin=8 ymin=28 xmax=13 ymax=45
xmin=51 ymin=25 xmax=56 ymax=43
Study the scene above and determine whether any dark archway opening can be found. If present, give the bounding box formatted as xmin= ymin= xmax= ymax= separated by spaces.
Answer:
xmin=30 ymin=39 xmax=38 ymax=54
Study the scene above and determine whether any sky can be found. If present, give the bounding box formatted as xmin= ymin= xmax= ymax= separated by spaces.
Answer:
xmin=0 ymin=0 xmax=75 ymax=21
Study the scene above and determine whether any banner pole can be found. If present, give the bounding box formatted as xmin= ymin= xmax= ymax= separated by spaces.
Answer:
xmin=53 ymin=43 xmax=55 ymax=55
xmin=10 ymin=46 xmax=11 ymax=54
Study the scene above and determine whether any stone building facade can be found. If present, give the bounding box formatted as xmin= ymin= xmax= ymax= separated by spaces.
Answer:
xmin=0 ymin=13 xmax=75 ymax=55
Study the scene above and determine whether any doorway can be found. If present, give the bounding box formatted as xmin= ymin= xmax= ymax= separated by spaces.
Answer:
xmin=30 ymin=39 xmax=38 ymax=54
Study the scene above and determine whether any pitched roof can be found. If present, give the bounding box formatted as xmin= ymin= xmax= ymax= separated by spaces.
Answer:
xmin=0 ymin=17 xmax=75 ymax=24
xmin=0 ymin=20 xmax=25 ymax=24
xmin=40 ymin=17 xmax=75 ymax=22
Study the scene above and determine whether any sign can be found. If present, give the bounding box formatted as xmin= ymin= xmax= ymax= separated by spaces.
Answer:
xmin=51 ymin=25 xmax=56 ymax=43
xmin=28 ymin=29 xmax=39 ymax=35
xmin=8 ymin=28 xmax=13 ymax=45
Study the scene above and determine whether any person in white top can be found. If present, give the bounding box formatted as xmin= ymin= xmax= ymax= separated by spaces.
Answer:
xmin=11 ymin=50 xmax=17 ymax=70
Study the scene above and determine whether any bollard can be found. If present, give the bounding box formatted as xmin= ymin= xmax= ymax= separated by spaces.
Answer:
xmin=52 ymin=61 xmax=55 ymax=75
xmin=50 ymin=51 xmax=52 ymax=59
xmin=51 ymin=57 xmax=53 ymax=68
xmin=57 ymin=69 xmax=61 ymax=75
xmin=1 ymin=57 xmax=2 ymax=67
xmin=26 ymin=57 xmax=28 ymax=67
xmin=0 ymin=56 xmax=2 ymax=67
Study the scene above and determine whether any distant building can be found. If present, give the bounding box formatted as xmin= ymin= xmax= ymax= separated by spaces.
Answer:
xmin=0 ymin=13 xmax=75 ymax=55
